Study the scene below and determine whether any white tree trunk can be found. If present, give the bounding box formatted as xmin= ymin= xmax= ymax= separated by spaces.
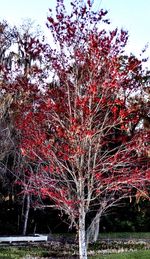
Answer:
xmin=86 ymin=211 xmax=101 ymax=245
xmin=78 ymin=208 xmax=87 ymax=259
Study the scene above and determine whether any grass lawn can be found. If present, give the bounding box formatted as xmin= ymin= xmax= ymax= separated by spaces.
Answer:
xmin=98 ymin=232 xmax=150 ymax=239
xmin=0 ymin=248 xmax=150 ymax=259
xmin=0 ymin=247 xmax=50 ymax=259
xmin=90 ymin=250 xmax=150 ymax=259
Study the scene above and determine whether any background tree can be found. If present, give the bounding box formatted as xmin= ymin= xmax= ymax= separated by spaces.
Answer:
xmin=0 ymin=19 xmax=48 ymax=235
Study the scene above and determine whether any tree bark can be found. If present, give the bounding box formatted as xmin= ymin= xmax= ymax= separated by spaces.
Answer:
xmin=22 ymin=194 xmax=30 ymax=235
xmin=78 ymin=207 xmax=87 ymax=259
xmin=86 ymin=211 xmax=102 ymax=244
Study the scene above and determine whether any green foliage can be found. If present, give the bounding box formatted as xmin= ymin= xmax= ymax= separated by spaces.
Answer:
xmin=100 ymin=200 xmax=150 ymax=233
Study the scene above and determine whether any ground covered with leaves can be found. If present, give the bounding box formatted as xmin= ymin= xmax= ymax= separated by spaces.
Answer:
xmin=0 ymin=236 xmax=150 ymax=258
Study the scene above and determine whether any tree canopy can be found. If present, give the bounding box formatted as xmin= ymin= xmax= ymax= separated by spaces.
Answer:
xmin=0 ymin=1 xmax=150 ymax=258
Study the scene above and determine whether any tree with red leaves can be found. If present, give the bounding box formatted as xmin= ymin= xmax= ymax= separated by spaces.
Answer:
xmin=6 ymin=1 xmax=150 ymax=258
